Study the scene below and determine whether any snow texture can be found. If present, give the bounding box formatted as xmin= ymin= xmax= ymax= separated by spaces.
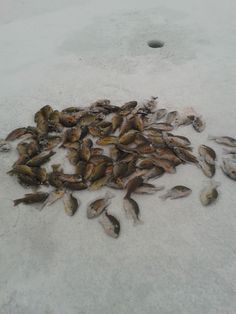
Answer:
xmin=0 ymin=0 xmax=236 ymax=313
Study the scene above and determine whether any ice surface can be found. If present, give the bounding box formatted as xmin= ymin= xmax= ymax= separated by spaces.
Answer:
xmin=0 ymin=0 xmax=236 ymax=313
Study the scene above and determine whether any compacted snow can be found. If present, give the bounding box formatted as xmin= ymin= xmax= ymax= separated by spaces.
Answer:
xmin=0 ymin=0 xmax=236 ymax=313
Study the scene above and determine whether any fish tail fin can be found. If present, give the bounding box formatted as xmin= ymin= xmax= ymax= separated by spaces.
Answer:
xmin=134 ymin=218 xmax=144 ymax=226
xmin=159 ymin=193 xmax=168 ymax=200
xmin=210 ymin=179 xmax=221 ymax=188
xmin=7 ymin=170 xmax=14 ymax=175
xmin=105 ymin=191 xmax=115 ymax=200
xmin=207 ymin=135 xmax=216 ymax=141
xmin=13 ymin=199 xmax=22 ymax=206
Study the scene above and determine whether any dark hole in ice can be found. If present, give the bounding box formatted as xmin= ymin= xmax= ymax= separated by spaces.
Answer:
xmin=147 ymin=40 xmax=164 ymax=48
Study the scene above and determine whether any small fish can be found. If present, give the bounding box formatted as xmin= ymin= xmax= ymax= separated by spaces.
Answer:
xmin=89 ymin=175 xmax=110 ymax=191
xmin=173 ymin=147 xmax=198 ymax=164
xmin=134 ymin=133 xmax=149 ymax=145
xmin=111 ymin=114 xmax=123 ymax=132
xmin=155 ymin=109 xmax=167 ymax=120
xmin=200 ymin=180 xmax=220 ymax=206
xmin=96 ymin=136 xmax=118 ymax=145
xmin=119 ymin=119 xmax=134 ymax=136
xmin=120 ymin=101 xmax=138 ymax=115
xmin=136 ymin=143 xmax=156 ymax=154
xmin=198 ymin=145 xmax=216 ymax=165
xmin=14 ymin=192 xmax=49 ymax=206
xmin=99 ymin=211 xmax=120 ymax=238
xmin=142 ymin=166 xmax=165 ymax=180
xmin=151 ymin=157 xmax=176 ymax=173
xmin=113 ymin=162 xmax=128 ymax=178
xmin=63 ymin=192 xmax=80 ymax=216
xmin=134 ymin=183 xmax=164 ymax=194
xmin=88 ymin=162 xmax=107 ymax=182
xmin=125 ymin=176 xmax=144 ymax=198
xmin=221 ymin=158 xmax=236 ymax=181
xmin=165 ymin=111 xmax=180 ymax=125
xmin=60 ymin=113 xmax=78 ymax=127
xmin=87 ymin=191 xmax=114 ymax=218
xmin=154 ymin=148 xmax=182 ymax=165
xmin=154 ymin=123 xmax=174 ymax=132
xmin=163 ymin=133 xmax=191 ymax=148
xmin=133 ymin=115 xmax=144 ymax=132
xmin=26 ymin=151 xmax=56 ymax=167
xmin=123 ymin=197 xmax=142 ymax=224
xmin=208 ymin=136 xmax=236 ymax=147
xmin=80 ymin=141 xmax=91 ymax=162
xmin=199 ymin=160 xmax=215 ymax=178
xmin=9 ymin=165 xmax=36 ymax=177
xmin=41 ymin=189 xmax=65 ymax=208
xmin=63 ymin=181 xmax=88 ymax=190
xmin=90 ymin=148 xmax=104 ymax=156
xmin=192 ymin=116 xmax=206 ymax=132
xmin=119 ymin=130 xmax=137 ymax=145
xmin=0 ymin=139 xmax=11 ymax=152
xmin=5 ymin=127 xmax=28 ymax=141
xmin=136 ymin=158 xmax=155 ymax=169
xmin=109 ymin=146 xmax=124 ymax=161
xmin=17 ymin=174 xmax=41 ymax=187
xmin=160 ymin=186 xmax=192 ymax=200
xmin=58 ymin=173 xmax=82 ymax=184
xmin=48 ymin=172 xmax=63 ymax=188
xmin=76 ymin=161 xmax=87 ymax=177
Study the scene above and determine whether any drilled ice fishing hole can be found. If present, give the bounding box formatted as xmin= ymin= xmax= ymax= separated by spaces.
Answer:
xmin=147 ymin=40 xmax=164 ymax=48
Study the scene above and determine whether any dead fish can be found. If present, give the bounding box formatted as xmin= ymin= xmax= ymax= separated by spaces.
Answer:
xmin=120 ymin=101 xmax=138 ymax=115
xmin=173 ymin=147 xmax=198 ymax=164
xmin=154 ymin=123 xmax=174 ymax=132
xmin=133 ymin=115 xmax=144 ymax=132
xmin=113 ymin=162 xmax=129 ymax=178
xmin=27 ymin=140 xmax=40 ymax=156
xmin=40 ymin=105 xmax=53 ymax=119
xmin=154 ymin=148 xmax=182 ymax=165
xmin=199 ymin=160 xmax=215 ymax=178
xmin=136 ymin=158 xmax=155 ymax=169
xmin=79 ymin=141 xmax=91 ymax=162
xmin=67 ymin=149 xmax=79 ymax=165
xmin=14 ymin=192 xmax=49 ymax=206
xmin=34 ymin=111 xmax=48 ymax=134
xmin=89 ymin=175 xmax=110 ymax=191
xmin=136 ymin=143 xmax=156 ymax=154
xmin=109 ymin=146 xmax=123 ymax=161
xmin=79 ymin=113 xmax=100 ymax=126
xmin=198 ymin=145 xmax=216 ymax=165
xmin=48 ymin=172 xmax=63 ymax=188
xmin=17 ymin=173 xmax=41 ymax=186
xmin=155 ymin=108 xmax=167 ymax=120
xmin=192 ymin=116 xmax=206 ymax=132
xmin=96 ymin=136 xmax=118 ymax=145
xmin=165 ymin=111 xmax=180 ymax=125
xmin=63 ymin=181 xmax=88 ymax=190
xmin=60 ymin=113 xmax=78 ymax=127
xmin=221 ymin=158 xmax=236 ymax=181
xmin=26 ymin=151 xmax=56 ymax=167
xmin=41 ymin=189 xmax=65 ymax=208
xmin=9 ymin=165 xmax=36 ymax=177
xmin=35 ymin=167 xmax=48 ymax=184
xmin=142 ymin=166 xmax=165 ymax=180
xmin=119 ymin=119 xmax=134 ymax=136
xmin=123 ymin=197 xmax=142 ymax=224
xmin=134 ymin=133 xmax=149 ymax=145
xmin=87 ymin=191 xmax=114 ymax=218
xmin=99 ymin=211 xmax=120 ymax=238
xmin=151 ymin=157 xmax=176 ymax=173
xmin=200 ymin=180 xmax=220 ymax=206
xmin=58 ymin=173 xmax=82 ymax=183
xmin=125 ymin=176 xmax=144 ymax=198
xmin=163 ymin=133 xmax=191 ymax=148
xmin=76 ymin=161 xmax=87 ymax=177
xmin=63 ymin=192 xmax=80 ymax=216
xmin=111 ymin=114 xmax=123 ymax=132
xmin=119 ymin=130 xmax=137 ymax=145
xmin=160 ymin=186 xmax=192 ymax=200
xmin=0 ymin=139 xmax=11 ymax=152
xmin=208 ymin=135 xmax=236 ymax=147
xmin=5 ymin=127 xmax=28 ymax=141
xmin=134 ymin=183 xmax=164 ymax=194
xmin=89 ymin=162 xmax=107 ymax=182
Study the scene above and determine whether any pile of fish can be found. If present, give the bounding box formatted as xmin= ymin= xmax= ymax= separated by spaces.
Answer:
xmin=1 ymin=98 xmax=236 ymax=238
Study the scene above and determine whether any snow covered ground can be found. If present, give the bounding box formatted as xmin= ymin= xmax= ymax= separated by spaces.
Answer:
xmin=0 ymin=0 xmax=236 ymax=313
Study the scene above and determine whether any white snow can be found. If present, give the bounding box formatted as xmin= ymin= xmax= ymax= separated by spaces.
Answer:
xmin=0 ymin=0 xmax=236 ymax=313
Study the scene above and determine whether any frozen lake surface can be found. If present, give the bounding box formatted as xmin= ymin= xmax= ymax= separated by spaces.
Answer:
xmin=0 ymin=0 xmax=236 ymax=313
